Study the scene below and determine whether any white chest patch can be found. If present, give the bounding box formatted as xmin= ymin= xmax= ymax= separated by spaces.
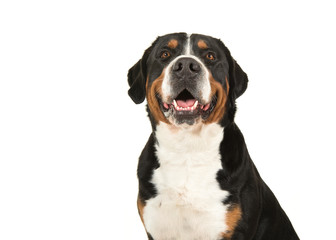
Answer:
xmin=143 ymin=123 xmax=229 ymax=240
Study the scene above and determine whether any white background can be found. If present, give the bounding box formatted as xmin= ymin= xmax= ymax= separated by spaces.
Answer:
xmin=1 ymin=0 xmax=335 ymax=239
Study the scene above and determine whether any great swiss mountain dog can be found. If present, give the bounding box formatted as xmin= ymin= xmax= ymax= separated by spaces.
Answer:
xmin=127 ymin=33 xmax=299 ymax=240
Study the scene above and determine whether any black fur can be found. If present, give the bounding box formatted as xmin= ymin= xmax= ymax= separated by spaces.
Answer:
xmin=128 ymin=33 xmax=299 ymax=240
xmin=137 ymin=133 xmax=159 ymax=202
xmin=128 ymin=41 xmax=157 ymax=104
xmin=217 ymin=123 xmax=298 ymax=239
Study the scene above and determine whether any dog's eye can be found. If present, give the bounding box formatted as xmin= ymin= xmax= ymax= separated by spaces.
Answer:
xmin=206 ymin=52 xmax=216 ymax=61
xmin=160 ymin=51 xmax=171 ymax=59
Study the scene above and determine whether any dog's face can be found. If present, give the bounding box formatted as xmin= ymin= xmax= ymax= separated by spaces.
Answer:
xmin=128 ymin=33 xmax=248 ymax=126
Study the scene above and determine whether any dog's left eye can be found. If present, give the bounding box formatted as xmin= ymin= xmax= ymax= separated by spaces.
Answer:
xmin=206 ymin=52 xmax=216 ymax=61
xmin=160 ymin=51 xmax=171 ymax=59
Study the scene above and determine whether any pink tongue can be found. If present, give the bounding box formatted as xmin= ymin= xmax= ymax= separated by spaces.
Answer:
xmin=176 ymin=99 xmax=196 ymax=108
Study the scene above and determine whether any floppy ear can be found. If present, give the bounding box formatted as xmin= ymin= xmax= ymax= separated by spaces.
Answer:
xmin=221 ymin=42 xmax=248 ymax=99
xmin=231 ymin=58 xmax=248 ymax=99
xmin=127 ymin=45 xmax=153 ymax=104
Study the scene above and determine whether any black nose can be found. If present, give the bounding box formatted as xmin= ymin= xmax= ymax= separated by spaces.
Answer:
xmin=172 ymin=57 xmax=201 ymax=78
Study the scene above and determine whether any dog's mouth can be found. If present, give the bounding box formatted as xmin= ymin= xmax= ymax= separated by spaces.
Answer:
xmin=158 ymin=89 xmax=216 ymax=125
xmin=163 ymin=90 xmax=211 ymax=112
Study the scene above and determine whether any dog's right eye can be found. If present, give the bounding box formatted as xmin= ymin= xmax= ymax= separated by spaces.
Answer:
xmin=160 ymin=51 xmax=171 ymax=59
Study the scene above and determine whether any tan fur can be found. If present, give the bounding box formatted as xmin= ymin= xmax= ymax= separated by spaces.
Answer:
xmin=137 ymin=196 xmax=145 ymax=225
xmin=146 ymin=70 xmax=170 ymax=124
xmin=222 ymin=205 xmax=242 ymax=239
xmin=167 ymin=39 xmax=178 ymax=49
xmin=197 ymin=39 xmax=209 ymax=49
xmin=205 ymin=76 xmax=229 ymax=124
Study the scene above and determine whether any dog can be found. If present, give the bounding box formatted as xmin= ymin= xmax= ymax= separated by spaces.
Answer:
xmin=127 ymin=33 xmax=299 ymax=240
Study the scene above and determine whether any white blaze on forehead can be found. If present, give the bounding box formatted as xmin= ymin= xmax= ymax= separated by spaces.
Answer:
xmin=161 ymin=34 xmax=212 ymax=103
xmin=184 ymin=33 xmax=192 ymax=55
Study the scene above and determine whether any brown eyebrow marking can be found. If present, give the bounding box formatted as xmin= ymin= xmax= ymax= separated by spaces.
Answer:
xmin=167 ymin=39 xmax=178 ymax=49
xmin=197 ymin=39 xmax=208 ymax=49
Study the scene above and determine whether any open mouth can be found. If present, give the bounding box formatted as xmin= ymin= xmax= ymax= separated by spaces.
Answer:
xmin=158 ymin=89 xmax=216 ymax=124
xmin=163 ymin=89 xmax=211 ymax=112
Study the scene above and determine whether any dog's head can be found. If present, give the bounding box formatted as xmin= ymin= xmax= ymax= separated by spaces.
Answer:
xmin=128 ymin=33 xmax=248 ymax=127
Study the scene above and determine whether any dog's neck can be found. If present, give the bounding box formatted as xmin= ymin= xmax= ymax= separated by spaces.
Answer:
xmin=154 ymin=122 xmax=224 ymax=154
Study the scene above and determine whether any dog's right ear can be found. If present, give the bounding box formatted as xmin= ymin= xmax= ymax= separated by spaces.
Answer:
xmin=127 ymin=45 xmax=153 ymax=104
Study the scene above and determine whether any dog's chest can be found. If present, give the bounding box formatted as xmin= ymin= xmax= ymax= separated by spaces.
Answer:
xmin=143 ymin=123 xmax=229 ymax=240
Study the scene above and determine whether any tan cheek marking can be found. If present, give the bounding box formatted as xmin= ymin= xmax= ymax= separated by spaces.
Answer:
xmin=167 ymin=39 xmax=178 ymax=49
xmin=222 ymin=205 xmax=242 ymax=239
xmin=146 ymin=70 xmax=170 ymax=124
xmin=197 ymin=39 xmax=208 ymax=49
xmin=205 ymin=75 xmax=230 ymax=124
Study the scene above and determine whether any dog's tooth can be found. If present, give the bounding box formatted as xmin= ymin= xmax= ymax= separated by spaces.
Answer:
xmin=173 ymin=100 xmax=177 ymax=108
xmin=193 ymin=100 xmax=198 ymax=108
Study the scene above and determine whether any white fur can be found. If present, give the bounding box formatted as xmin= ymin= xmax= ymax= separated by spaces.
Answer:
xmin=185 ymin=34 xmax=192 ymax=55
xmin=143 ymin=123 xmax=229 ymax=240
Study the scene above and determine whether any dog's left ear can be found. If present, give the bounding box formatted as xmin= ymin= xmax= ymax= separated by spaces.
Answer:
xmin=231 ymin=58 xmax=248 ymax=99
xmin=127 ymin=45 xmax=153 ymax=104
xmin=220 ymin=41 xmax=248 ymax=99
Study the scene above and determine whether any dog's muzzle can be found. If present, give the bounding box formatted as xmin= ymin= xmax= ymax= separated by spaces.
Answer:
xmin=159 ymin=56 xmax=216 ymax=125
